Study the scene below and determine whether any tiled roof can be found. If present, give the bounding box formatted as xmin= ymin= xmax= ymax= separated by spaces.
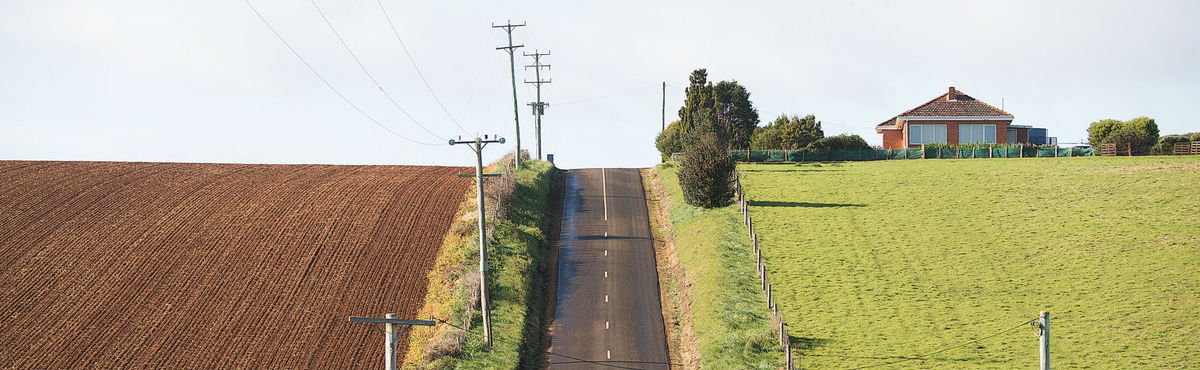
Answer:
xmin=876 ymin=88 xmax=1012 ymax=130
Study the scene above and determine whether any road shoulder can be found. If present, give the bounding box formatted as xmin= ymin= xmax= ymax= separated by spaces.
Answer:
xmin=642 ymin=167 xmax=703 ymax=369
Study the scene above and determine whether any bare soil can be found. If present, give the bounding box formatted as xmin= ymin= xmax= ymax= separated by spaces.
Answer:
xmin=0 ymin=161 xmax=471 ymax=369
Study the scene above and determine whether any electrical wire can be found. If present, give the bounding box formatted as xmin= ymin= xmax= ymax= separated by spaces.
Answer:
xmin=242 ymin=0 xmax=438 ymax=146
xmin=845 ymin=318 xmax=1039 ymax=370
xmin=307 ymin=0 xmax=447 ymax=140
xmin=479 ymin=61 xmax=504 ymax=133
xmin=375 ymin=0 xmax=472 ymax=136
xmin=455 ymin=42 xmax=493 ymax=125
xmin=556 ymin=83 xmax=660 ymax=106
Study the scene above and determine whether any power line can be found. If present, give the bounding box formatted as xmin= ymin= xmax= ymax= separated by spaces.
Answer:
xmin=375 ymin=0 xmax=471 ymax=136
xmin=242 ymin=0 xmax=437 ymax=146
xmin=455 ymin=43 xmax=494 ymax=125
xmin=846 ymin=318 xmax=1038 ymax=370
xmin=306 ymin=0 xmax=445 ymax=140
xmin=556 ymin=83 xmax=660 ymax=106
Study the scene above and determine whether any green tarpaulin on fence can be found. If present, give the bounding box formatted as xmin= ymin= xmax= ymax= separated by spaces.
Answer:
xmin=726 ymin=146 xmax=1092 ymax=162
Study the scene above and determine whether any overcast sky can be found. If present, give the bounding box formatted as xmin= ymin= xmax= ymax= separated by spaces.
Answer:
xmin=2 ymin=1 xmax=1198 ymax=168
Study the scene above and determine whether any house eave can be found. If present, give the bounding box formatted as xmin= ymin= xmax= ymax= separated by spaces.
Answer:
xmin=899 ymin=116 xmax=1014 ymax=121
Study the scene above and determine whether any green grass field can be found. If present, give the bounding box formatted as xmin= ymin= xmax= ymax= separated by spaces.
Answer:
xmin=740 ymin=157 xmax=1200 ymax=369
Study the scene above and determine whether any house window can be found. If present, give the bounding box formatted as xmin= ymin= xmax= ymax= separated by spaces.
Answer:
xmin=959 ymin=124 xmax=996 ymax=144
xmin=908 ymin=124 xmax=946 ymax=145
xmin=1007 ymin=129 xmax=1018 ymax=144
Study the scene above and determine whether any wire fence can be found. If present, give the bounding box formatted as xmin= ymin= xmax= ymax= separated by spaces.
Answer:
xmin=734 ymin=174 xmax=795 ymax=369
xmin=736 ymin=172 xmax=1051 ymax=370
xmin=844 ymin=318 xmax=1039 ymax=370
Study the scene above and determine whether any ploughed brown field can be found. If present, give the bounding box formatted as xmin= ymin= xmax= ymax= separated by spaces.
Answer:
xmin=0 ymin=161 xmax=470 ymax=369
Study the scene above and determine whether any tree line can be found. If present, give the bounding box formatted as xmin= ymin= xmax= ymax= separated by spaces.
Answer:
xmin=1086 ymin=117 xmax=1200 ymax=155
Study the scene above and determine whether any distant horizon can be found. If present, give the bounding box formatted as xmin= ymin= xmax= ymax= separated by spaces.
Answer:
xmin=3 ymin=1 xmax=1198 ymax=168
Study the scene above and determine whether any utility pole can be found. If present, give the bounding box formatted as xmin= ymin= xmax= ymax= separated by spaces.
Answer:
xmin=493 ymin=21 xmax=525 ymax=167
xmin=450 ymin=135 xmax=504 ymax=346
xmin=524 ymin=50 xmax=551 ymax=160
xmin=348 ymin=314 xmax=435 ymax=370
xmin=662 ymin=81 xmax=666 ymax=131
xmin=1037 ymin=311 xmax=1050 ymax=370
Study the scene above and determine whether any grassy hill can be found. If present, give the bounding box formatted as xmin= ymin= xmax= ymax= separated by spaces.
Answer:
xmin=740 ymin=157 xmax=1200 ymax=369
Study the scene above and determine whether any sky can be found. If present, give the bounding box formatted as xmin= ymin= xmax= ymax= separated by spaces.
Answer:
xmin=2 ymin=1 xmax=1198 ymax=169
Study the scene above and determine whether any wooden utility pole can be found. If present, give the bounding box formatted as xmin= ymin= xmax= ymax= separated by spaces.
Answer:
xmin=662 ymin=81 xmax=666 ymax=131
xmin=450 ymin=135 xmax=504 ymax=346
xmin=348 ymin=314 xmax=435 ymax=370
xmin=524 ymin=50 xmax=551 ymax=160
xmin=493 ymin=21 xmax=525 ymax=167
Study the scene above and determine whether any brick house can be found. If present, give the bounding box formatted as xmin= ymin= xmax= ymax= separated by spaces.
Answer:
xmin=875 ymin=87 xmax=1035 ymax=149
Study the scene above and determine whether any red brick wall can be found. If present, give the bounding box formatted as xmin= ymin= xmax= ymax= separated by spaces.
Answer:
xmin=881 ymin=130 xmax=904 ymax=149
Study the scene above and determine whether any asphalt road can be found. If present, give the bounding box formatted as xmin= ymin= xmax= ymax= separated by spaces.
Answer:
xmin=547 ymin=168 xmax=670 ymax=370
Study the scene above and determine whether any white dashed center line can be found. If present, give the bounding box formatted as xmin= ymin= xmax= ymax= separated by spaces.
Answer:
xmin=601 ymin=168 xmax=608 ymax=221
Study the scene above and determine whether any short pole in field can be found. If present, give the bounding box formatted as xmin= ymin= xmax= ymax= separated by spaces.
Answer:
xmin=1038 ymin=311 xmax=1050 ymax=370
xmin=348 ymin=315 xmax=436 ymax=370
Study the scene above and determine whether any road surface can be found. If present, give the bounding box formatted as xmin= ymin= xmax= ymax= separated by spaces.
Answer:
xmin=547 ymin=168 xmax=670 ymax=370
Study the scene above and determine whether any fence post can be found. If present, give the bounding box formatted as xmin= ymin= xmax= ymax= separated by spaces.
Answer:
xmin=766 ymin=281 xmax=772 ymax=307
xmin=921 ymin=144 xmax=926 ymax=159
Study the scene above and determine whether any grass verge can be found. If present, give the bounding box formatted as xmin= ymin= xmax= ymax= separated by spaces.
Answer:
xmin=740 ymin=156 xmax=1200 ymax=369
xmin=651 ymin=163 xmax=783 ymax=369
xmin=642 ymin=167 xmax=702 ymax=368
xmin=404 ymin=158 xmax=559 ymax=369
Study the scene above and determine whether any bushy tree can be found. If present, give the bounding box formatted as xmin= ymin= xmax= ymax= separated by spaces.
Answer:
xmin=674 ymin=69 xmax=759 ymax=149
xmin=1153 ymin=134 xmax=1193 ymax=155
xmin=1087 ymin=119 xmax=1123 ymax=148
xmin=806 ymin=134 xmax=871 ymax=151
xmin=749 ymin=114 xmax=824 ymax=150
xmin=655 ymin=120 xmax=683 ymax=161
xmin=1088 ymin=117 xmax=1158 ymax=149
xmin=1125 ymin=117 xmax=1159 ymax=142
xmin=678 ymin=133 xmax=736 ymax=208
xmin=713 ymin=81 xmax=760 ymax=149
xmin=678 ymin=69 xmax=714 ymax=135
xmin=1104 ymin=126 xmax=1154 ymax=155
